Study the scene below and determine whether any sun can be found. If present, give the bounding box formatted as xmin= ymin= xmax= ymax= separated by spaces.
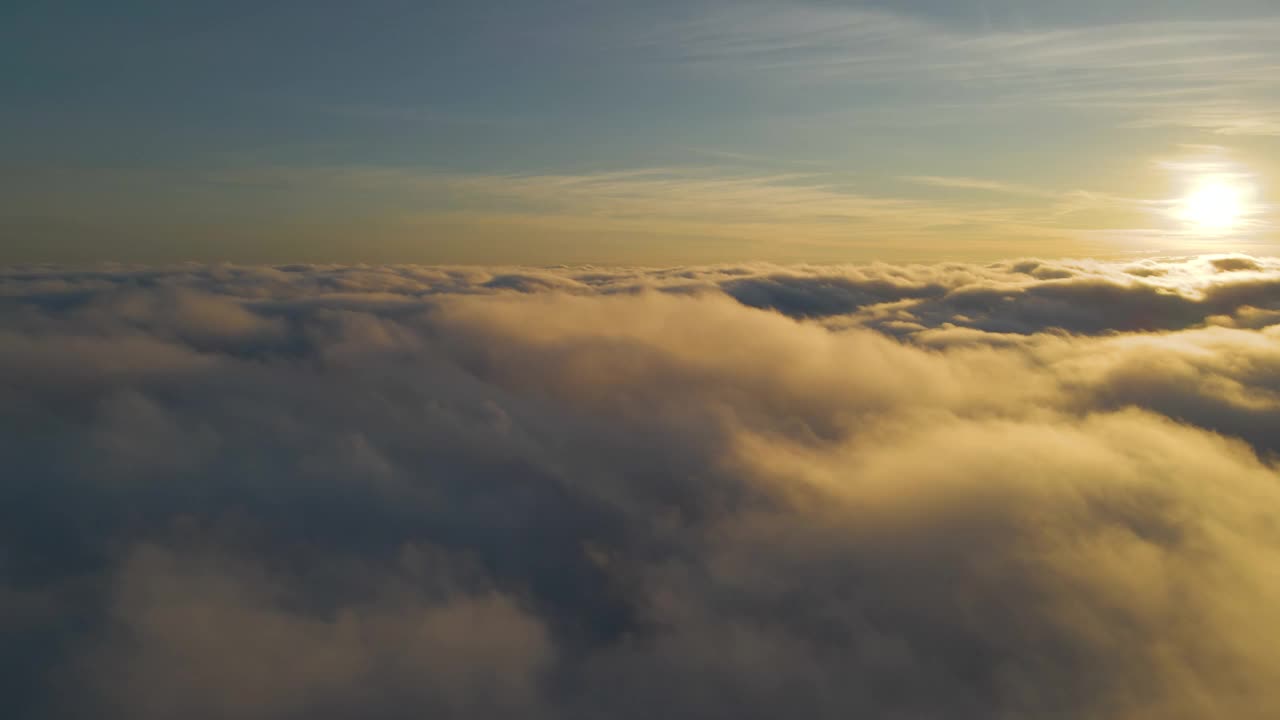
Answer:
xmin=1176 ymin=178 xmax=1251 ymax=234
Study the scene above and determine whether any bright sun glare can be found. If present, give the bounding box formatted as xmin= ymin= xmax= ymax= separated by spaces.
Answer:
xmin=1177 ymin=179 xmax=1251 ymax=234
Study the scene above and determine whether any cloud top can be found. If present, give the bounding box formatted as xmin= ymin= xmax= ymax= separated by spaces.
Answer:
xmin=3 ymin=255 xmax=1280 ymax=719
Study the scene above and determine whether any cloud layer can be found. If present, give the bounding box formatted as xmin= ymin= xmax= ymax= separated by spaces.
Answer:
xmin=4 ymin=255 xmax=1280 ymax=719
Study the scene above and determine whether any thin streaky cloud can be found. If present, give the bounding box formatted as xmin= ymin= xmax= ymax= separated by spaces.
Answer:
xmin=650 ymin=5 xmax=1280 ymax=135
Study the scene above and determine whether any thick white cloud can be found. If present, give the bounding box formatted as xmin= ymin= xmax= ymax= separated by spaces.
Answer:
xmin=2 ymin=256 xmax=1280 ymax=718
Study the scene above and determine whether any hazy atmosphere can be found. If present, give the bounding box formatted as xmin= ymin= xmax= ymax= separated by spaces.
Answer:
xmin=5 ymin=0 xmax=1280 ymax=263
xmin=4 ymin=2 xmax=1280 ymax=719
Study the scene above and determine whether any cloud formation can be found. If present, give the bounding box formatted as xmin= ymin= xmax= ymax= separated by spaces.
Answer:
xmin=4 ymin=255 xmax=1280 ymax=719
xmin=656 ymin=4 xmax=1280 ymax=137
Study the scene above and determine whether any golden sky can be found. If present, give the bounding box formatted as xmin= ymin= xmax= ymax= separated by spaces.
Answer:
xmin=3 ymin=1 xmax=1278 ymax=263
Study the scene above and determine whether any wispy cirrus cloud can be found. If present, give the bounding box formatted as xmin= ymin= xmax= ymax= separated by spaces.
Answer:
xmin=1129 ymin=107 xmax=1280 ymax=137
xmin=217 ymin=163 xmax=1193 ymax=260
xmin=902 ymin=175 xmax=1058 ymax=198
xmin=644 ymin=3 xmax=1280 ymax=136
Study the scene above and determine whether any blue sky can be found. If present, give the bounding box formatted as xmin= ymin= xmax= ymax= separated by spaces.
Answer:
xmin=4 ymin=0 xmax=1279 ymax=263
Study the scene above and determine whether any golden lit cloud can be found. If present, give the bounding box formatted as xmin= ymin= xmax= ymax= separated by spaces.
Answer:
xmin=7 ymin=256 xmax=1280 ymax=718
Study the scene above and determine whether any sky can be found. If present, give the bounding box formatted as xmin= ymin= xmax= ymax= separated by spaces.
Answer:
xmin=4 ymin=0 xmax=1280 ymax=263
